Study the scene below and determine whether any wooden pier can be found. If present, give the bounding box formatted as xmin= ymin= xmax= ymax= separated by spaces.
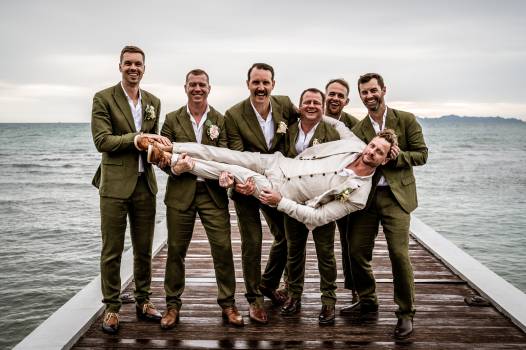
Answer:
xmin=69 ymin=210 xmax=526 ymax=349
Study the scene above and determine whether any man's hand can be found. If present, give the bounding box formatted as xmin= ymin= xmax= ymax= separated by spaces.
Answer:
xmin=235 ymin=177 xmax=256 ymax=196
xmin=219 ymin=172 xmax=235 ymax=188
xmin=157 ymin=151 xmax=171 ymax=169
xmin=143 ymin=133 xmax=171 ymax=146
xmin=389 ymin=144 xmax=400 ymax=160
xmin=259 ymin=188 xmax=282 ymax=207
xmin=171 ymin=153 xmax=194 ymax=175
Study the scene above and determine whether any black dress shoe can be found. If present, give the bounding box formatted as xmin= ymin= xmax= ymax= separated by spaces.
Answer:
xmin=339 ymin=301 xmax=378 ymax=315
xmin=394 ymin=318 xmax=413 ymax=339
xmin=318 ymin=305 xmax=335 ymax=325
xmin=280 ymin=297 xmax=301 ymax=315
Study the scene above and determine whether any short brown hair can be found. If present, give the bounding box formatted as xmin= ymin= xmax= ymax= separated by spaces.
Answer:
xmin=120 ymin=45 xmax=145 ymax=63
xmin=325 ymin=78 xmax=350 ymax=95
xmin=247 ymin=63 xmax=275 ymax=81
xmin=185 ymin=69 xmax=210 ymax=83
xmin=376 ymin=128 xmax=398 ymax=151
xmin=299 ymin=88 xmax=325 ymax=105
xmin=357 ymin=73 xmax=385 ymax=89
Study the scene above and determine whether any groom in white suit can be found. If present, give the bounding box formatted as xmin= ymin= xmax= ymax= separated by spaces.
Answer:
xmin=142 ymin=123 xmax=397 ymax=229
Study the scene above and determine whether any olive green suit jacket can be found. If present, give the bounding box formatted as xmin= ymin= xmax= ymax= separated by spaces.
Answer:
xmin=285 ymin=120 xmax=341 ymax=158
xmin=161 ymin=106 xmax=229 ymax=211
xmin=91 ymin=83 xmax=160 ymax=199
xmin=225 ymin=96 xmax=299 ymax=154
xmin=352 ymin=108 xmax=428 ymax=213
xmin=339 ymin=111 xmax=359 ymax=131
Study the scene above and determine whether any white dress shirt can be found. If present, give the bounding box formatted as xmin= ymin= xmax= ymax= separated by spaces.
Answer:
xmin=251 ymin=101 xmax=274 ymax=149
xmin=121 ymin=83 xmax=144 ymax=173
xmin=186 ymin=105 xmax=210 ymax=181
xmin=368 ymin=107 xmax=388 ymax=186
xmin=295 ymin=121 xmax=320 ymax=154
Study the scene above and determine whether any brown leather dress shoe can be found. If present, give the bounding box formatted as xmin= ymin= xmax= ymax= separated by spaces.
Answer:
xmin=248 ymin=303 xmax=268 ymax=324
xmin=260 ymin=285 xmax=287 ymax=306
xmin=339 ymin=301 xmax=378 ymax=315
xmin=318 ymin=305 xmax=335 ymax=325
xmin=222 ymin=305 xmax=244 ymax=327
xmin=394 ymin=318 xmax=413 ymax=339
xmin=136 ymin=301 xmax=162 ymax=322
xmin=160 ymin=308 xmax=180 ymax=330
xmin=280 ymin=297 xmax=301 ymax=315
xmin=102 ymin=311 xmax=119 ymax=334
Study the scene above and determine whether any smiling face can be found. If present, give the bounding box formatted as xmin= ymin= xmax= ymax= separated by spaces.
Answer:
xmin=325 ymin=81 xmax=349 ymax=117
xmin=361 ymin=136 xmax=391 ymax=167
xmin=247 ymin=67 xmax=275 ymax=105
xmin=299 ymin=90 xmax=324 ymax=123
xmin=119 ymin=52 xmax=144 ymax=87
xmin=185 ymin=73 xmax=210 ymax=104
xmin=359 ymin=78 xmax=386 ymax=113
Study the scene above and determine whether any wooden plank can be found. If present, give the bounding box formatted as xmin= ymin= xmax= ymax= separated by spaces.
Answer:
xmin=66 ymin=207 xmax=526 ymax=349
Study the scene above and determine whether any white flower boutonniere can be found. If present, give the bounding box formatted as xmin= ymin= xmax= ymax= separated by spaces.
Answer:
xmin=336 ymin=188 xmax=352 ymax=203
xmin=144 ymin=105 xmax=156 ymax=121
xmin=312 ymin=138 xmax=320 ymax=145
xmin=277 ymin=121 xmax=288 ymax=134
xmin=205 ymin=120 xmax=220 ymax=140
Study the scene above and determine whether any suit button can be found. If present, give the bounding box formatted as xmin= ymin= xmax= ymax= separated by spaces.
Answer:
xmin=299 ymin=157 xmax=303 ymax=160
xmin=322 ymin=173 xmax=325 ymax=176
xmin=287 ymin=178 xmax=290 ymax=181
xmin=334 ymin=171 xmax=337 ymax=174
xmin=310 ymin=174 xmax=313 ymax=177
xmin=298 ymin=176 xmax=301 ymax=179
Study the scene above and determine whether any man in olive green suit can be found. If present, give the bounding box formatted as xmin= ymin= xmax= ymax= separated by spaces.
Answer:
xmin=91 ymin=46 xmax=168 ymax=334
xmin=224 ymin=63 xmax=299 ymax=324
xmin=344 ymin=73 xmax=428 ymax=339
xmin=324 ymin=78 xmax=360 ymax=302
xmin=280 ymin=88 xmax=341 ymax=325
xmin=159 ymin=69 xmax=243 ymax=329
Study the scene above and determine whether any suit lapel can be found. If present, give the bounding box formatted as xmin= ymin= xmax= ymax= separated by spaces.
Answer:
xmin=288 ymin=122 xmax=300 ymax=157
xmin=309 ymin=122 xmax=325 ymax=146
xmin=385 ymin=107 xmax=399 ymax=131
xmin=177 ymin=108 xmax=197 ymax=142
xmin=201 ymin=110 xmax=217 ymax=146
xmin=269 ymin=98 xmax=285 ymax=151
xmin=242 ymin=99 xmax=268 ymax=151
xmin=112 ymin=83 xmax=136 ymax=132
xmin=360 ymin=116 xmax=377 ymax=143
xmin=139 ymin=90 xmax=150 ymax=132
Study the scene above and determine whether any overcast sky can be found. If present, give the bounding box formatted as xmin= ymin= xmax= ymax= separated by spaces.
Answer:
xmin=1 ymin=0 xmax=525 ymax=122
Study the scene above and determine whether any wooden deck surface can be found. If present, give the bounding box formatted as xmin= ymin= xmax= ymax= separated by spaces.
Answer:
xmin=72 ymin=208 xmax=526 ymax=349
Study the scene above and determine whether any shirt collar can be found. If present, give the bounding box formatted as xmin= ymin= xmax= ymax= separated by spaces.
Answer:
xmin=121 ymin=82 xmax=142 ymax=104
xmin=368 ymin=106 xmax=387 ymax=131
xmin=250 ymin=100 xmax=273 ymax=123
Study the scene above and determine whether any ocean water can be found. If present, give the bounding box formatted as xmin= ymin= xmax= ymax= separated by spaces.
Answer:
xmin=0 ymin=121 xmax=525 ymax=349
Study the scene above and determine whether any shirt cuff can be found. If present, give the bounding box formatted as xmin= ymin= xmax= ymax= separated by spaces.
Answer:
xmin=133 ymin=133 xmax=143 ymax=151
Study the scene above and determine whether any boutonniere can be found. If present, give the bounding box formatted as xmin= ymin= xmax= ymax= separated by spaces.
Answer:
xmin=277 ymin=121 xmax=288 ymax=134
xmin=205 ymin=119 xmax=220 ymax=140
xmin=312 ymin=138 xmax=320 ymax=145
xmin=144 ymin=105 xmax=156 ymax=121
xmin=336 ymin=188 xmax=352 ymax=203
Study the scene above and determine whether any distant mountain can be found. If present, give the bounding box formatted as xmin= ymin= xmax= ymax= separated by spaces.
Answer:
xmin=418 ymin=115 xmax=525 ymax=124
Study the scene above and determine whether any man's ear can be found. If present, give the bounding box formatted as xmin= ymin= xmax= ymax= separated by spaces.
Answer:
xmin=381 ymin=156 xmax=390 ymax=166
